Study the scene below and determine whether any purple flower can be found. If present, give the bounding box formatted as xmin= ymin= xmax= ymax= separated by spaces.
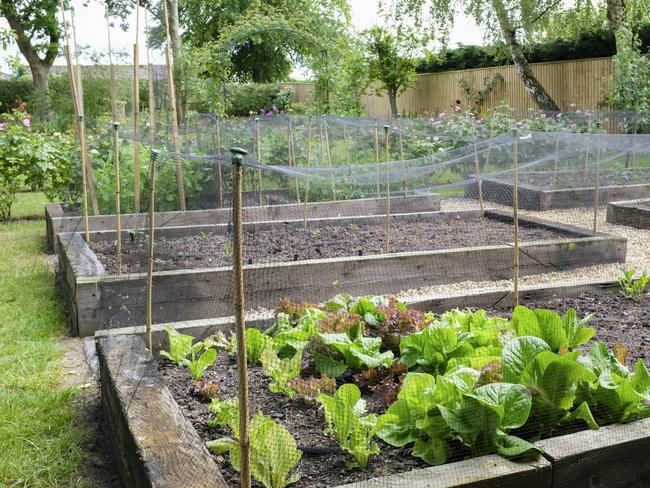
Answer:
xmin=272 ymin=105 xmax=279 ymax=114
xmin=0 ymin=123 xmax=7 ymax=131
xmin=22 ymin=118 xmax=30 ymax=127
xmin=265 ymin=111 xmax=273 ymax=117
xmin=570 ymin=123 xmax=577 ymax=129
xmin=576 ymin=109 xmax=582 ymax=114
xmin=259 ymin=108 xmax=265 ymax=115
xmin=439 ymin=112 xmax=446 ymax=119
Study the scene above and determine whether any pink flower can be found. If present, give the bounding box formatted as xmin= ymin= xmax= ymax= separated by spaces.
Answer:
xmin=540 ymin=113 xmax=547 ymax=119
xmin=570 ymin=123 xmax=577 ymax=129
xmin=516 ymin=121 xmax=523 ymax=127
xmin=22 ymin=118 xmax=30 ymax=127
xmin=576 ymin=109 xmax=582 ymax=114
xmin=439 ymin=112 xmax=446 ymax=119
xmin=556 ymin=113 xmax=562 ymax=119
xmin=570 ymin=103 xmax=577 ymax=109
xmin=0 ymin=123 xmax=7 ymax=130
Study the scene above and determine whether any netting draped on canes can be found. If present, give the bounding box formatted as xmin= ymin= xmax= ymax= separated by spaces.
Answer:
xmin=61 ymin=107 xmax=650 ymax=488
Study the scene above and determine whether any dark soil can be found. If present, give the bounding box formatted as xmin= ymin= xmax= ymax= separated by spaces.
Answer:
xmin=507 ymin=170 xmax=650 ymax=191
xmin=92 ymin=217 xmax=573 ymax=275
xmin=161 ymin=292 xmax=650 ymax=488
xmin=160 ymin=354 xmax=434 ymax=488
xmin=486 ymin=292 xmax=650 ymax=366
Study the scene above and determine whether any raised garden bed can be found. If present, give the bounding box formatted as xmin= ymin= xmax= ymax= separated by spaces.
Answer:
xmin=465 ymin=170 xmax=650 ymax=210
xmin=606 ymin=198 xmax=650 ymax=229
xmin=45 ymin=194 xmax=440 ymax=253
xmin=59 ymin=210 xmax=626 ymax=337
xmin=97 ymin=282 xmax=650 ymax=488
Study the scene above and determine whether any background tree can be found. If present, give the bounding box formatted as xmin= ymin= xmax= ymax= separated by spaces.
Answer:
xmin=0 ymin=0 xmax=60 ymax=95
xmin=364 ymin=26 xmax=416 ymax=117
xmin=384 ymin=0 xmax=563 ymax=111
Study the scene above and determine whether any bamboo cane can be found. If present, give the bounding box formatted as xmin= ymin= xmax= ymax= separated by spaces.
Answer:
xmin=214 ymin=115 xmax=224 ymax=208
xmin=592 ymin=126 xmax=602 ymax=236
xmin=113 ymin=122 xmax=122 ymax=274
xmin=59 ymin=2 xmax=90 ymax=240
xmin=512 ymin=129 xmax=520 ymax=306
xmin=162 ymin=0 xmax=186 ymax=211
xmin=145 ymin=150 xmax=158 ymax=351
xmin=230 ymin=146 xmax=252 ymax=488
xmin=343 ymin=122 xmax=350 ymax=164
xmin=472 ymin=120 xmax=484 ymax=216
xmin=583 ymin=114 xmax=593 ymax=174
xmin=397 ymin=115 xmax=406 ymax=193
xmin=552 ymin=132 xmax=560 ymax=190
xmin=145 ymin=9 xmax=156 ymax=149
xmin=255 ymin=117 xmax=263 ymax=206
xmin=105 ymin=9 xmax=119 ymax=122
xmin=323 ymin=116 xmax=336 ymax=201
xmin=288 ymin=119 xmax=300 ymax=203
xmin=373 ymin=121 xmax=380 ymax=195
xmin=303 ymin=117 xmax=313 ymax=229
xmin=384 ymin=125 xmax=391 ymax=254
xmin=133 ymin=0 xmax=142 ymax=213
xmin=483 ymin=115 xmax=496 ymax=175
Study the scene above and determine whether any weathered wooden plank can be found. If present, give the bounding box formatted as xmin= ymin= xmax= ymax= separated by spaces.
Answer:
xmin=96 ymin=335 xmax=227 ymax=488
xmin=333 ymin=455 xmax=551 ymax=488
xmin=607 ymin=199 xmax=650 ymax=229
xmin=537 ymin=418 xmax=650 ymax=488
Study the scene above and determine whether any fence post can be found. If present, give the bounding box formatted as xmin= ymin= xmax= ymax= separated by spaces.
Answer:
xmin=512 ymin=129 xmax=520 ymax=306
xmin=113 ymin=121 xmax=122 ymax=275
xmin=593 ymin=123 xmax=602 ymax=236
xmin=384 ymin=125 xmax=391 ymax=253
xmin=230 ymin=146 xmax=251 ymax=488
xmin=145 ymin=149 xmax=158 ymax=351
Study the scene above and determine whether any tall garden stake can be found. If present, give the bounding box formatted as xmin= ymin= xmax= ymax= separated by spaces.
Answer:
xmin=373 ymin=120 xmax=380 ymax=195
xmin=255 ymin=117 xmax=263 ymax=206
xmin=323 ymin=116 xmax=336 ymax=200
xmin=343 ymin=122 xmax=350 ymax=164
xmin=230 ymin=146 xmax=251 ymax=488
xmin=162 ymin=0 xmax=186 ymax=210
xmin=145 ymin=9 xmax=156 ymax=149
xmin=483 ymin=115 xmax=495 ymax=175
xmin=552 ymin=132 xmax=561 ymax=189
xmin=215 ymin=115 xmax=224 ymax=207
xmin=303 ymin=117 xmax=313 ymax=229
xmin=472 ymin=120 xmax=484 ymax=216
xmin=133 ymin=0 xmax=142 ymax=213
xmin=288 ymin=119 xmax=300 ymax=203
xmin=113 ymin=122 xmax=123 ymax=274
xmin=384 ymin=125 xmax=391 ymax=253
xmin=583 ymin=113 xmax=593 ymax=174
xmin=512 ymin=129 xmax=520 ymax=306
xmin=592 ymin=124 xmax=602 ymax=236
xmin=145 ymin=150 xmax=158 ymax=351
xmin=105 ymin=8 xmax=119 ymax=122
xmin=397 ymin=115 xmax=406 ymax=193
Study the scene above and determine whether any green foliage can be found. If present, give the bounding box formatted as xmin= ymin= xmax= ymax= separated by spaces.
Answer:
xmin=246 ymin=328 xmax=274 ymax=364
xmin=618 ymin=267 xmax=649 ymax=300
xmin=511 ymin=306 xmax=595 ymax=352
xmin=225 ymin=83 xmax=294 ymax=116
xmin=0 ymin=79 xmax=33 ymax=112
xmin=160 ymin=326 xmax=196 ymax=365
xmin=318 ymin=332 xmax=394 ymax=374
xmin=260 ymin=348 xmax=303 ymax=397
xmin=187 ymin=345 xmax=218 ymax=381
xmin=208 ymin=411 xmax=302 ymax=488
xmin=458 ymin=74 xmax=504 ymax=114
xmin=608 ymin=26 xmax=650 ymax=112
xmin=318 ymin=384 xmax=380 ymax=469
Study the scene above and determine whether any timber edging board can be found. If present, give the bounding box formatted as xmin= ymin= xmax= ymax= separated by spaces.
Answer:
xmin=606 ymin=198 xmax=650 ymax=229
xmin=97 ymin=332 xmax=650 ymax=488
xmin=45 ymin=194 xmax=441 ymax=252
xmin=465 ymin=177 xmax=650 ymax=210
xmin=60 ymin=210 xmax=627 ymax=337
xmin=96 ymin=334 xmax=227 ymax=488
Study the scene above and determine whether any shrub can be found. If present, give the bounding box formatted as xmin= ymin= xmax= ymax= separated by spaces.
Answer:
xmin=0 ymin=79 xmax=33 ymax=113
xmin=224 ymin=83 xmax=294 ymax=116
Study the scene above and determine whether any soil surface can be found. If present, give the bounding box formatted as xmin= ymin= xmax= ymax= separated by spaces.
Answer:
xmin=504 ymin=170 xmax=650 ymax=191
xmin=92 ymin=217 xmax=573 ymax=275
xmin=161 ymin=292 xmax=650 ymax=488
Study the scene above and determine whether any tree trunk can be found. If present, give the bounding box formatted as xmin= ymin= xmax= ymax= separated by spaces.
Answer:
xmin=607 ymin=0 xmax=627 ymax=33
xmin=494 ymin=3 xmax=559 ymax=112
xmin=166 ymin=0 xmax=186 ymax=122
xmin=29 ymin=62 xmax=50 ymax=93
xmin=388 ymin=89 xmax=398 ymax=117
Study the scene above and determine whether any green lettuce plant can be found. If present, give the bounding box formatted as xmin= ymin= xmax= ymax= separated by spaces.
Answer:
xmin=316 ymin=332 xmax=394 ymax=377
xmin=261 ymin=348 xmax=303 ymax=398
xmin=318 ymin=384 xmax=380 ymax=469
xmin=160 ymin=326 xmax=196 ymax=365
xmin=511 ymin=306 xmax=595 ymax=352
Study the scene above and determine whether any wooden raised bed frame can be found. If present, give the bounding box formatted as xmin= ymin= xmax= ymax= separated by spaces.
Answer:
xmin=96 ymin=279 xmax=650 ymax=488
xmin=465 ymin=173 xmax=650 ymax=210
xmin=59 ymin=209 xmax=626 ymax=337
xmin=45 ymin=194 xmax=441 ymax=253
xmin=606 ymin=198 xmax=650 ymax=229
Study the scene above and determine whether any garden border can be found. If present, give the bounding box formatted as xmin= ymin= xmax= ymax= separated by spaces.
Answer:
xmin=465 ymin=174 xmax=650 ymax=210
xmin=59 ymin=209 xmax=627 ymax=337
xmin=96 ymin=278 xmax=650 ymax=488
xmin=606 ymin=198 xmax=650 ymax=229
xmin=45 ymin=194 xmax=441 ymax=252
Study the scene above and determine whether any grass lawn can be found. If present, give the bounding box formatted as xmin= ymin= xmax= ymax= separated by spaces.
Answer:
xmin=11 ymin=192 xmax=49 ymax=220
xmin=0 ymin=206 xmax=89 ymax=485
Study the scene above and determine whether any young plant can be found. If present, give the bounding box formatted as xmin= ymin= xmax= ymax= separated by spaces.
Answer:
xmin=354 ymin=362 xmax=408 ymax=406
xmin=208 ymin=411 xmax=302 ymax=488
xmin=159 ymin=326 xmax=195 ymax=365
xmin=318 ymin=384 xmax=380 ymax=469
xmin=190 ymin=379 xmax=220 ymax=401
xmin=511 ymin=306 xmax=595 ymax=352
xmin=186 ymin=343 xmax=217 ymax=381
xmin=260 ymin=348 xmax=303 ymax=398
xmin=288 ymin=375 xmax=336 ymax=403
xmin=618 ymin=267 xmax=649 ymax=301
xmin=316 ymin=332 xmax=394 ymax=377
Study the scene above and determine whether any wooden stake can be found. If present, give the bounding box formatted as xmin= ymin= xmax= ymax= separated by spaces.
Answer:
xmin=230 ymin=146 xmax=251 ymax=488
xmin=322 ymin=116 xmax=336 ymax=201
xmin=214 ymin=115 xmax=224 ymax=208
xmin=303 ymin=117 xmax=312 ymax=229
xmin=162 ymin=0 xmax=186 ymax=211
xmin=552 ymin=132 xmax=560 ymax=189
xmin=145 ymin=150 xmax=158 ymax=351
xmin=133 ymin=0 xmax=142 ymax=212
xmin=373 ymin=121 xmax=380 ymax=195
xmin=288 ymin=119 xmax=300 ymax=203
xmin=59 ymin=2 xmax=89 ymax=240
xmin=342 ymin=122 xmax=350 ymax=164
xmin=483 ymin=115 xmax=495 ymax=174
xmin=583 ymin=114 xmax=593 ymax=174
xmin=113 ymin=122 xmax=123 ymax=274
xmin=145 ymin=9 xmax=156 ymax=149
xmin=512 ymin=129 xmax=520 ymax=306
xmin=472 ymin=120 xmax=484 ymax=216
xmin=397 ymin=115 xmax=406 ymax=193
xmin=592 ymin=126 xmax=602 ymax=236
xmin=384 ymin=125 xmax=391 ymax=254
xmin=255 ymin=117 xmax=263 ymax=206
xmin=105 ymin=9 xmax=119 ymax=122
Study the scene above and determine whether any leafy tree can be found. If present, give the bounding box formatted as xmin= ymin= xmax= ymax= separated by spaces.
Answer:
xmin=384 ymin=0 xmax=562 ymax=111
xmin=364 ymin=27 xmax=416 ymax=117
xmin=0 ymin=0 xmax=60 ymax=94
